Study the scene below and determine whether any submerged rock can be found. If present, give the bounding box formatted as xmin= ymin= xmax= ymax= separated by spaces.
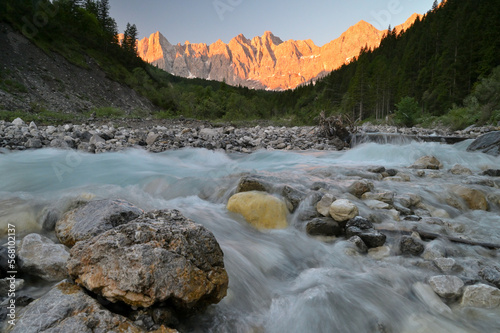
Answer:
xmin=449 ymin=185 xmax=489 ymax=211
xmin=236 ymin=175 xmax=271 ymax=193
xmin=466 ymin=131 xmax=500 ymax=156
xmin=55 ymin=199 xmax=143 ymax=247
xmin=399 ymin=235 xmax=425 ymax=256
xmin=410 ymin=156 xmax=442 ymax=170
xmin=227 ymin=191 xmax=288 ymax=230
xmin=449 ymin=164 xmax=473 ymax=175
xmin=67 ymin=210 xmax=228 ymax=309
xmin=460 ymin=283 xmax=500 ymax=308
xmin=18 ymin=233 xmax=69 ymax=281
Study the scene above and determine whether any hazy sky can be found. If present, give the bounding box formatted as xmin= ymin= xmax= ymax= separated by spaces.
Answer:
xmin=109 ymin=0 xmax=435 ymax=46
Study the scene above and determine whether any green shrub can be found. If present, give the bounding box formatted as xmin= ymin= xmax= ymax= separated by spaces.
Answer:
xmin=91 ymin=107 xmax=126 ymax=118
xmin=394 ymin=97 xmax=420 ymax=127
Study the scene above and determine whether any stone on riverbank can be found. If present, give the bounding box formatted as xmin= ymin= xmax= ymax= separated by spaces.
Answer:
xmin=18 ymin=233 xmax=69 ymax=281
xmin=67 ymin=210 xmax=228 ymax=310
xmin=227 ymin=191 xmax=288 ymax=230
xmin=306 ymin=218 xmax=341 ymax=237
xmin=55 ymin=199 xmax=143 ymax=247
xmin=5 ymin=280 xmax=178 ymax=333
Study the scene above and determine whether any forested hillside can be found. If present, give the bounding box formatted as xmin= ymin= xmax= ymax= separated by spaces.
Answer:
xmin=284 ymin=0 xmax=500 ymax=128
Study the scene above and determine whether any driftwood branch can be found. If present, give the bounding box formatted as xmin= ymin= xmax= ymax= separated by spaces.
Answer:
xmin=375 ymin=226 xmax=500 ymax=250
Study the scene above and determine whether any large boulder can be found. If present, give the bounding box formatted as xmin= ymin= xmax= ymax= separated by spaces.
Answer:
xmin=67 ymin=210 xmax=228 ymax=309
xmin=18 ymin=233 xmax=69 ymax=281
xmin=6 ymin=280 xmax=177 ymax=333
xmin=227 ymin=191 xmax=288 ymax=230
xmin=466 ymin=131 xmax=500 ymax=156
xmin=55 ymin=199 xmax=143 ymax=247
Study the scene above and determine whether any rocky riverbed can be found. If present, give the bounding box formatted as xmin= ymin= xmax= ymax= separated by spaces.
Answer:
xmin=1 ymin=121 xmax=500 ymax=332
xmin=1 ymin=117 xmax=499 ymax=153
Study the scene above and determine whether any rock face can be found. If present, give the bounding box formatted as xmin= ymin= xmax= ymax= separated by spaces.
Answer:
xmin=67 ymin=210 xmax=228 ymax=309
xmin=0 ymin=23 xmax=155 ymax=113
xmin=136 ymin=15 xmax=421 ymax=90
xmin=18 ymin=233 xmax=69 ymax=281
xmin=55 ymin=199 xmax=144 ymax=247
xmin=466 ymin=131 xmax=500 ymax=156
xmin=7 ymin=280 xmax=176 ymax=333
xmin=227 ymin=191 xmax=288 ymax=230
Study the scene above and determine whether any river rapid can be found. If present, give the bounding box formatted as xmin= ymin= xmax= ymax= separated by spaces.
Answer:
xmin=1 ymin=140 xmax=499 ymax=332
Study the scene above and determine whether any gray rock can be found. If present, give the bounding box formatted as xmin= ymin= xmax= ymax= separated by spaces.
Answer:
xmin=146 ymin=132 xmax=160 ymax=145
xmin=25 ymin=138 xmax=42 ymax=149
xmin=18 ymin=233 xmax=69 ymax=281
xmin=466 ymin=131 xmax=500 ymax=156
xmin=348 ymin=235 xmax=368 ymax=253
xmin=479 ymin=266 xmax=500 ymax=288
xmin=347 ymin=180 xmax=373 ymax=198
xmin=345 ymin=226 xmax=386 ymax=248
xmin=67 ymin=209 xmax=228 ymax=309
xmin=434 ymin=258 xmax=456 ymax=273
xmin=399 ymin=235 xmax=425 ymax=256
xmin=428 ymin=275 xmax=464 ymax=299
xmin=281 ymin=185 xmax=305 ymax=213
xmin=410 ymin=156 xmax=442 ymax=170
xmin=345 ymin=216 xmax=373 ymax=230
xmin=6 ymin=280 xmax=166 ymax=333
xmin=11 ymin=118 xmax=25 ymax=126
xmin=306 ymin=218 xmax=341 ymax=237
xmin=460 ymin=283 xmax=500 ymax=308
xmin=55 ymin=199 xmax=143 ymax=247
xmin=236 ymin=175 xmax=270 ymax=193
xmin=89 ymin=133 xmax=105 ymax=145
xmin=316 ymin=193 xmax=335 ymax=217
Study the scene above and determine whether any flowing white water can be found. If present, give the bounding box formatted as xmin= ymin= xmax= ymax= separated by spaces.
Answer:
xmin=1 ymin=141 xmax=499 ymax=332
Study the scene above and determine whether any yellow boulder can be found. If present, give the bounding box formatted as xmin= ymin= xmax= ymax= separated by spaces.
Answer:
xmin=227 ymin=191 xmax=288 ymax=230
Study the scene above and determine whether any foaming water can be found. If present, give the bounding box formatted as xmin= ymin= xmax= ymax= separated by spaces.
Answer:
xmin=1 ymin=142 xmax=499 ymax=332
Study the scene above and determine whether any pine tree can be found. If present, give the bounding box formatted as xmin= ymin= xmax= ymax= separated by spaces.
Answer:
xmin=123 ymin=23 xmax=138 ymax=54
xmin=432 ymin=0 xmax=438 ymax=10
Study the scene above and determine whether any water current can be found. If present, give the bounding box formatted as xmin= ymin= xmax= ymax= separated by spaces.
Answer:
xmin=0 ymin=140 xmax=499 ymax=332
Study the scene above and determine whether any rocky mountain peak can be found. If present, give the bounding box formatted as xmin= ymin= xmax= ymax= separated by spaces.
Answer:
xmin=136 ymin=13 xmax=421 ymax=90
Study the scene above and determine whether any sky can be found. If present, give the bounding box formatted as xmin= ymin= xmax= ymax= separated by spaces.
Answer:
xmin=109 ymin=0 xmax=435 ymax=47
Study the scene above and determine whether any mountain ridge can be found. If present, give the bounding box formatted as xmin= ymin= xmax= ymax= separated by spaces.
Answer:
xmin=137 ymin=14 xmax=421 ymax=90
